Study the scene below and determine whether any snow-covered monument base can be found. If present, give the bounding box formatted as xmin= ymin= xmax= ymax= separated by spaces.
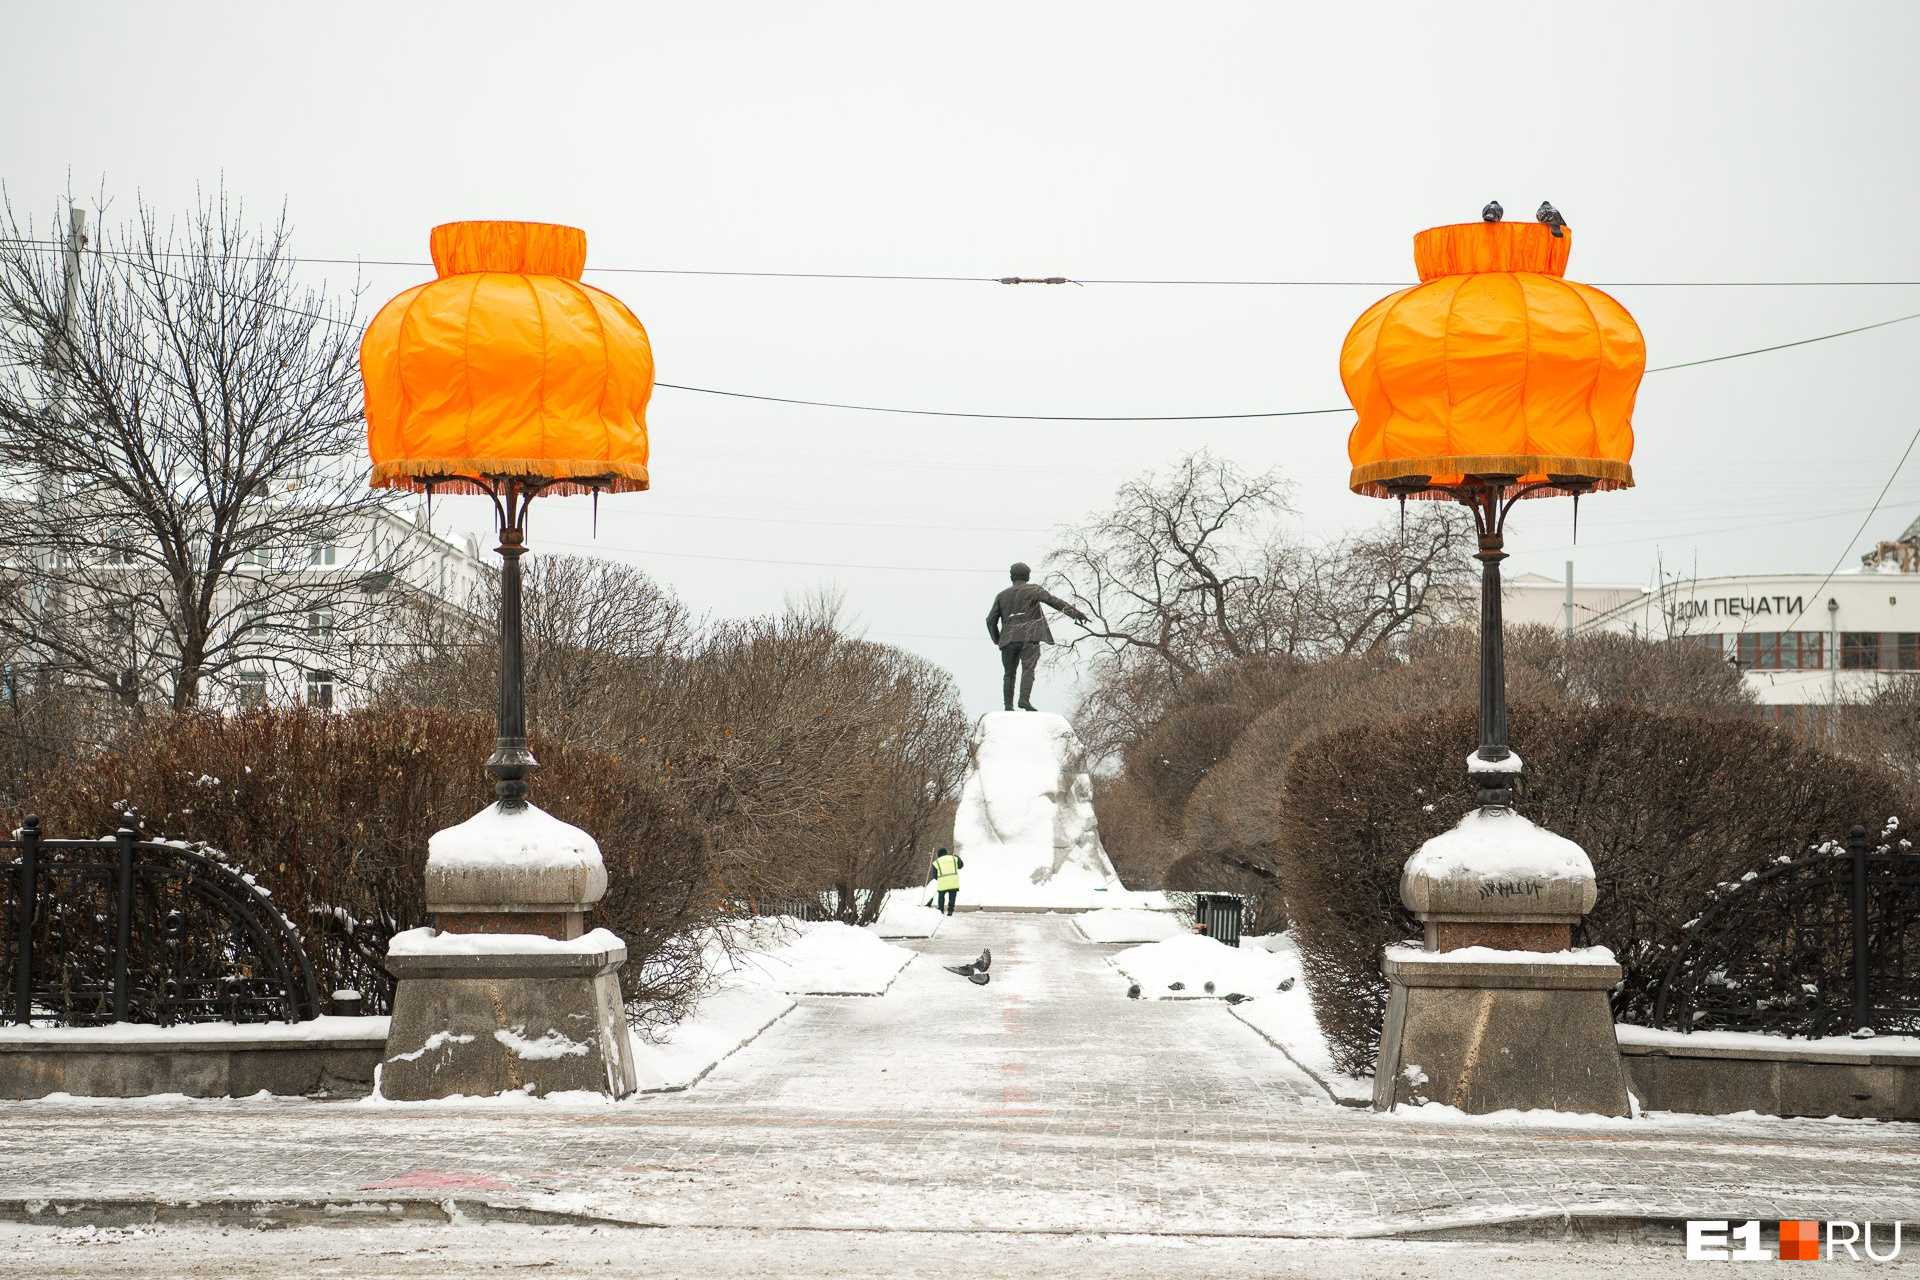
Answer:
xmin=380 ymin=802 xmax=637 ymax=1100
xmin=947 ymin=712 xmax=1140 ymax=911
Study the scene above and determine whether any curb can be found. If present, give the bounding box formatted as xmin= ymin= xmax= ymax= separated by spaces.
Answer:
xmin=0 ymin=1195 xmax=1697 ymax=1243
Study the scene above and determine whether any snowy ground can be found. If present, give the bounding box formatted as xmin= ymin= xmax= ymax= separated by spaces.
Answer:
xmin=1073 ymin=907 xmax=1186 ymax=944
xmin=2 ymin=914 xmax=1916 ymax=1273
xmin=871 ymin=891 xmax=945 ymax=939
xmin=0 ymin=1223 xmax=1735 ymax=1279
xmin=627 ymin=918 xmax=916 ymax=1090
xmin=1109 ymin=930 xmax=1297 ymax=998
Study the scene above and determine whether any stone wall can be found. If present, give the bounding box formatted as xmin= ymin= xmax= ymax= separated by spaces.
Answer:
xmin=1619 ymin=1026 xmax=1920 ymax=1121
xmin=0 ymin=1019 xmax=387 ymax=1100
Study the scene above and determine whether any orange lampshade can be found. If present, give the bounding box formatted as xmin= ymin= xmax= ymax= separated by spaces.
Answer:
xmin=360 ymin=221 xmax=653 ymax=496
xmin=1341 ymin=221 xmax=1644 ymax=499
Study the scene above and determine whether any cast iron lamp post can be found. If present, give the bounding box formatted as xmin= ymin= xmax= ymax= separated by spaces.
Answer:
xmin=354 ymin=220 xmax=652 ymax=1100
xmin=1340 ymin=212 xmax=1647 ymax=1116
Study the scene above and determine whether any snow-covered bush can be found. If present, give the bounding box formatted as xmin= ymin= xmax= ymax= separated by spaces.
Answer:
xmin=1275 ymin=702 xmax=1914 ymax=1074
xmin=13 ymin=706 xmax=711 ymax=1026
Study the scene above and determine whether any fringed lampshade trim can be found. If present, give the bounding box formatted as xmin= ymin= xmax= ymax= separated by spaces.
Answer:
xmin=1349 ymin=455 xmax=1632 ymax=500
xmin=370 ymin=457 xmax=650 ymax=497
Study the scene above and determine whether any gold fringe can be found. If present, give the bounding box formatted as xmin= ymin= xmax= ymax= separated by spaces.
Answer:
xmin=370 ymin=457 xmax=650 ymax=497
xmin=1349 ymin=455 xmax=1631 ymax=501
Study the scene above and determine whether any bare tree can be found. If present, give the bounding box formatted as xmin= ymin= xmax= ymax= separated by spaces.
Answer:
xmin=0 ymin=188 xmax=394 ymax=713
xmin=1292 ymin=505 xmax=1475 ymax=655
xmin=1050 ymin=451 xmax=1294 ymax=685
xmin=1048 ymin=451 xmax=1473 ymax=755
xmin=380 ymin=551 xmax=695 ymax=749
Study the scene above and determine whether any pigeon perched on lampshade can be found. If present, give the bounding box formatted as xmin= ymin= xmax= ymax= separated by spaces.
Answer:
xmin=1536 ymin=201 xmax=1568 ymax=238
xmin=1481 ymin=200 xmax=1503 ymax=223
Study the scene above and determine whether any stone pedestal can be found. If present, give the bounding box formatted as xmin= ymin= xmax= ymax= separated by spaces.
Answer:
xmin=380 ymin=931 xmax=637 ymax=1100
xmin=1372 ymin=948 xmax=1630 ymax=1114
xmin=950 ymin=712 xmax=1130 ymax=910
xmin=379 ymin=802 xmax=636 ymax=1100
xmin=1374 ymin=804 xmax=1632 ymax=1116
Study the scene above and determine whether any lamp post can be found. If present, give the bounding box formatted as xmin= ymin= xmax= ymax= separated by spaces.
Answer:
xmin=1341 ymin=214 xmax=1645 ymax=1116
xmin=357 ymin=221 xmax=653 ymax=1100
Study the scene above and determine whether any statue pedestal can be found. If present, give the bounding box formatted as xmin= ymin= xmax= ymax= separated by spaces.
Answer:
xmin=379 ymin=803 xmax=636 ymax=1100
xmin=1372 ymin=806 xmax=1631 ymax=1116
xmin=950 ymin=712 xmax=1129 ymax=911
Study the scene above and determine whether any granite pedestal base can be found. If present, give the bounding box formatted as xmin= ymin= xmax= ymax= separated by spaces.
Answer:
xmin=1372 ymin=950 xmax=1631 ymax=1116
xmin=380 ymin=940 xmax=637 ymax=1101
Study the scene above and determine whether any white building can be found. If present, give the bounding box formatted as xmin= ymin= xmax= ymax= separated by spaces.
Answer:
xmin=1504 ymin=516 xmax=1920 ymax=732
xmin=226 ymin=504 xmax=494 ymax=711
xmin=2 ymin=501 xmax=494 ymax=714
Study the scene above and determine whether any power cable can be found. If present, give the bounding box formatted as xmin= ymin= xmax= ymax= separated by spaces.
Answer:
xmin=1742 ymin=419 xmax=1920 ymax=639
xmin=537 ymin=538 xmax=1003 ymax=575
xmin=10 ymin=239 xmax=1920 ymax=423
xmin=7 ymin=235 xmax=1920 ymax=288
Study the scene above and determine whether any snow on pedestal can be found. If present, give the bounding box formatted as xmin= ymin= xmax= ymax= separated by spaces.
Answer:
xmin=423 ymin=801 xmax=608 ymax=914
xmin=1399 ymin=806 xmax=1596 ymax=922
xmin=950 ymin=712 xmax=1129 ymax=910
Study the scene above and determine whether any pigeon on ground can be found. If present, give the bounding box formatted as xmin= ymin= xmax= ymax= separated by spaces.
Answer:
xmin=1481 ymin=199 xmax=1503 ymax=223
xmin=1203 ymin=980 xmax=1216 ymax=994
xmin=1224 ymin=992 xmax=1252 ymax=1005
xmin=1127 ymin=983 xmax=1142 ymax=999
xmin=943 ymin=960 xmax=990 ymax=984
xmin=1277 ymin=976 xmax=1296 ymax=992
xmin=944 ymin=948 xmax=993 ymax=979
xmin=1168 ymin=981 xmax=1186 ymax=992
xmin=1535 ymin=200 xmax=1567 ymax=238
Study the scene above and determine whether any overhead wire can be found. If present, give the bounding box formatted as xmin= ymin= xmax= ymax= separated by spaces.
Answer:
xmin=6 ymin=238 xmax=1920 ymax=422
xmin=6 ymin=234 xmax=1920 ymax=288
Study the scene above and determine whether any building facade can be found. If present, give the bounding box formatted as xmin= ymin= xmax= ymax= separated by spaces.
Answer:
xmin=2 ymin=502 xmax=493 ymax=715
xmin=224 ymin=505 xmax=494 ymax=711
xmin=1503 ymin=517 xmax=1920 ymax=730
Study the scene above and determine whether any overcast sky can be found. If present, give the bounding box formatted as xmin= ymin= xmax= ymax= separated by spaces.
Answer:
xmin=7 ymin=2 xmax=1920 ymax=714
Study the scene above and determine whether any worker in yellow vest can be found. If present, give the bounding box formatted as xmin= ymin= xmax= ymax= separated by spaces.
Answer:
xmin=929 ymin=847 xmax=964 ymax=917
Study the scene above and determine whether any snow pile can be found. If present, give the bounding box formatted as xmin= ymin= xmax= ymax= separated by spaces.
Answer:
xmin=0 ymin=1016 xmax=389 ymax=1045
xmin=1077 ymin=908 xmax=1187 ymax=944
xmin=388 ymin=926 xmax=625 ymax=957
xmin=428 ymin=801 xmax=603 ymax=872
xmin=1615 ymin=1025 xmax=1920 ymax=1060
xmin=1225 ymin=933 xmax=1371 ymax=1104
xmin=1111 ymin=933 xmax=1293 ymax=998
xmin=1385 ymin=943 xmax=1617 ymax=967
xmin=872 ymin=891 xmax=945 ymax=939
xmin=951 ymin=711 xmax=1128 ymax=909
xmin=731 ymin=920 xmax=916 ymax=996
xmin=1400 ymin=806 xmax=1595 ymax=915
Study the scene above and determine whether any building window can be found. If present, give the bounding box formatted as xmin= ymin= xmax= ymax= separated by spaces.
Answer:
xmin=1900 ymin=634 xmax=1920 ymax=672
xmin=1842 ymin=632 xmax=1883 ymax=670
xmin=304 ymin=670 xmax=336 ymax=711
xmin=1737 ymin=632 xmax=1825 ymax=671
xmin=307 ymin=608 xmax=336 ymax=639
xmin=236 ymin=669 xmax=267 ymax=707
xmin=308 ymin=543 xmax=338 ymax=567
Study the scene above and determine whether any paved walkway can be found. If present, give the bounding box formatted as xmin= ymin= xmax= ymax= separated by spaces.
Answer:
xmin=1 ymin=914 xmax=1917 ymax=1243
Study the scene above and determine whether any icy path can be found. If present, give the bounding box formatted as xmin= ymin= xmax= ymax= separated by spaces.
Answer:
xmin=0 ymin=914 xmax=1916 ymax=1241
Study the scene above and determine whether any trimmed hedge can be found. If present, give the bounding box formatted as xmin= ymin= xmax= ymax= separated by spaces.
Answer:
xmin=1275 ymin=702 xmax=1913 ymax=1074
xmin=12 ymin=707 xmax=709 ymax=1025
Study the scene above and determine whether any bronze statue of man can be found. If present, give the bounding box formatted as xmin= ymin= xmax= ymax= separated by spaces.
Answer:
xmin=986 ymin=562 xmax=1088 ymax=712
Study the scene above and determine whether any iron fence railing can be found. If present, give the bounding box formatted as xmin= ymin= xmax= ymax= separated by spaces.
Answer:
xmin=1648 ymin=825 xmax=1920 ymax=1038
xmin=2 ymin=816 xmax=321 ymax=1027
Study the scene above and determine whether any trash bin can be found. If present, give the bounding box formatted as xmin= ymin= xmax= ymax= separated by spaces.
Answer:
xmin=1193 ymin=893 xmax=1243 ymax=948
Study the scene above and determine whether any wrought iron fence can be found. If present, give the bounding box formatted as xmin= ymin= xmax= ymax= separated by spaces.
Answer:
xmin=2 ymin=816 xmax=322 ymax=1027
xmin=1647 ymin=825 xmax=1920 ymax=1038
